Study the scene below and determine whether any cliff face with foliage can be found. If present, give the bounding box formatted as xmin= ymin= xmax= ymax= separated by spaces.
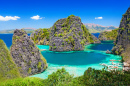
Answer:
xmin=0 ymin=39 xmax=21 ymax=81
xmin=112 ymin=7 xmax=130 ymax=67
xmin=49 ymin=15 xmax=100 ymax=51
xmin=98 ymin=29 xmax=118 ymax=41
xmin=11 ymin=29 xmax=47 ymax=77
xmin=30 ymin=28 xmax=50 ymax=45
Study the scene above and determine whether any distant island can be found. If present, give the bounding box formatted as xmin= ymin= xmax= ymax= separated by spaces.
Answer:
xmin=0 ymin=24 xmax=118 ymax=34
xmin=0 ymin=28 xmax=36 ymax=34
xmin=84 ymin=23 xmax=118 ymax=33
xmin=98 ymin=29 xmax=118 ymax=41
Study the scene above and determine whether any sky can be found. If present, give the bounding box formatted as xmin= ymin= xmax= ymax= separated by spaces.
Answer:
xmin=0 ymin=0 xmax=130 ymax=30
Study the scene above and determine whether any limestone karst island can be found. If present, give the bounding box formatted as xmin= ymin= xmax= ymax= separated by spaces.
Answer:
xmin=0 ymin=0 xmax=130 ymax=85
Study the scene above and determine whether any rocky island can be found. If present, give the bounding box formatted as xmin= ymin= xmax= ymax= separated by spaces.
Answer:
xmin=112 ymin=7 xmax=130 ymax=71
xmin=11 ymin=29 xmax=47 ymax=77
xmin=98 ymin=29 xmax=118 ymax=41
xmin=49 ymin=15 xmax=100 ymax=51
xmin=31 ymin=28 xmax=50 ymax=45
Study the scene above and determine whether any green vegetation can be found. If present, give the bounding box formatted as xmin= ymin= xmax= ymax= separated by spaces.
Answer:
xmin=121 ymin=45 xmax=130 ymax=62
xmin=58 ymin=33 xmax=63 ymax=37
xmin=54 ymin=46 xmax=57 ymax=49
xmin=0 ymin=77 xmax=45 ymax=86
xmin=40 ymin=54 xmax=47 ymax=66
xmin=81 ymin=25 xmax=94 ymax=43
xmin=83 ymin=67 xmax=130 ymax=85
xmin=31 ymin=28 xmax=50 ymax=45
xmin=0 ymin=68 xmax=130 ymax=86
xmin=120 ymin=27 xmax=124 ymax=30
xmin=0 ymin=39 xmax=21 ymax=81
xmin=99 ymin=29 xmax=118 ymax=40
xmin=28 ymin=68 xmax=31 ymax=74
xmin=13 ymin=36 xmax=20 ymax=40
xmin=38 ymin=62 xmax=42 ymax=71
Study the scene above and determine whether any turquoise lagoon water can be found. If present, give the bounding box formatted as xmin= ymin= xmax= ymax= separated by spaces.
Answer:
xmin=31 ymin=41 xmax=122 ymax=79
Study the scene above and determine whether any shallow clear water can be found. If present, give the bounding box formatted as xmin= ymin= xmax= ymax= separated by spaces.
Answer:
xmin=31 ymin=41 xmax=122 ymax=79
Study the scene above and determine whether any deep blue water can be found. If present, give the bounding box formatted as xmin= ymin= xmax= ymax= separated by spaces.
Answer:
xmin=0 ymin=34 xmax=30 ymax=48
xmin=92 ymin=33 xmax=100 ymax=38
xmin=87 ymin=41 xmax=114 ymax=51
xmin=0 ymin=34 xmax=13 ymax=48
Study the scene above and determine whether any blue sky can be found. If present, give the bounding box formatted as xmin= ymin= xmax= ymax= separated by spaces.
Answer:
xmin=0 ymin=0 xmax=130 ymax=30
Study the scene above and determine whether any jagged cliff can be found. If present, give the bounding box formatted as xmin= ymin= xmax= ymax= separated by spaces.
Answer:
xmin=0 ymin=39 xmax=21 ymax=80
xmin=11 ymin=29 xmax=47 ymax=77
xmin=98 ymin=29 xmax=118 ymax=41
xmin=49 ymin=15 xmax=100 ymax=51
xmin=112 ymin=7 xmax=130 ymax=70
xmin=30 ymin=28 xmax=50 ymax=45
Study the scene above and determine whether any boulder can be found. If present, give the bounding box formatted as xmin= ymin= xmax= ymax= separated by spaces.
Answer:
xmin=106 ymin=50 xmax=111 ymax=54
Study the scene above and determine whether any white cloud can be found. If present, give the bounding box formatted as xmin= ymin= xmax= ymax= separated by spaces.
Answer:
xmin=31 ymin=15 xmax=44 ymax=20
xmin=95 ymin=17 xmax=103 ymax=19
xmin=0 ymin=16 xmax=20 ymax=21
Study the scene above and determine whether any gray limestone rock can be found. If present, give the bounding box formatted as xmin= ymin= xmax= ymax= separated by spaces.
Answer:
xmin=49 ymin=15 xmax=100 ymax=51
xmin=11 ymin=29 xmax=47 ymax=77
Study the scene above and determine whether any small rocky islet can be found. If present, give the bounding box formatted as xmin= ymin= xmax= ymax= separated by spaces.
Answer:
xmin=0 ymin=7 xmax=130 ymax=85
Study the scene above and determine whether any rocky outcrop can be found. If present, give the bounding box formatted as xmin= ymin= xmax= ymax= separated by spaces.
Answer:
xmin=49 ymin=15 xmax=100 ymax=51
xmin=106 ymin=50 xmax=111 ymax=54
xmin=30 ymin=29 xmax=50 ymax=45
xmin=0 ymin=39 xmax=21 ymax=80
xmin=112 ymin=7 xmax=130 ymax=71
xmin=11 ymin=29 xmax=47 ymax=77
xmin=98 ymin=29 xmax=118 ymax=41
xmin=91 ymin=34 xmax=101 ymax=44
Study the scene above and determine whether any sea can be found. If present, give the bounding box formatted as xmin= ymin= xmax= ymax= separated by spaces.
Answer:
xmin=0 ymin=33 xmax=122 ymax=79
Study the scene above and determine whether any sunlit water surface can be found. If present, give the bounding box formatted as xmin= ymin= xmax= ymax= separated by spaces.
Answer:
xmin=31 ymin=41 xmax=122 ymax=79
